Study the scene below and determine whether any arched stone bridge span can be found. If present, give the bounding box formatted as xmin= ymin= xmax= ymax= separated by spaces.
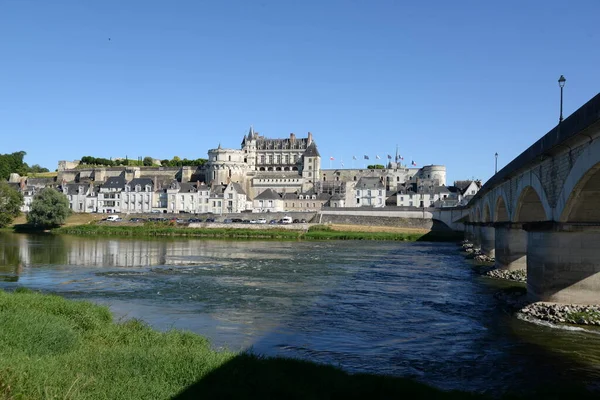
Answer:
xmin=462 ymin=92 xmax=600 ymax=304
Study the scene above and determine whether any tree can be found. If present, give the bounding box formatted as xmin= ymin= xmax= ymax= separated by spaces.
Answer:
xmin=27 ymin=188 xmax=71 ymax=228
xmin=143 ymin=156 xmax=154 ymax=166
xmin=0 ymin=182 xmax=23 ymax=228
xmin=367 ymin=164 xmax=385 ymax=169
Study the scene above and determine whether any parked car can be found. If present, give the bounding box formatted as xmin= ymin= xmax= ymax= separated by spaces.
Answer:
xmin=205 ymin=218 xmax=216 ymax=223
xmin=281 ymin=216 xmax=293 ymax=224
xmin=231 ymin=218 xmax=243 ymax=223
xmin=300 ymin=219 xmax=307 ymax=223
xmin=293 ymin=219 xmax=300 ymax=223
xmin=257 ymin=218 xmax=267 ymax=224
xmin=223 ymin=219 xmax=233 ymax=224
xmin=269 ymin=219 xmax=278 ymax=224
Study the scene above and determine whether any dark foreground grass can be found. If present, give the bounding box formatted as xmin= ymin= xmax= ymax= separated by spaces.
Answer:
xmin=54 ymin=223 xmax=462 ymax=242
xmin=0 ymin=289 xmax=597 ymax=399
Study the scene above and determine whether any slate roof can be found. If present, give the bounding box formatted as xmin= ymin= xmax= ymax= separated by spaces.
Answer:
xmin=128 ymin=178 xmax=154 ymax=189
xmin=229 ymin=182 xmax=246 ymax=195
xmin=254 ymin=188 xmax=281 ymax=200
xmin=303 ymin=142 xmax=320 ymax=158
xmin=101 ymin=174 xmax=126 ymax=190
xmin=62 ymin=183 xmax=90 ymax=195
xmin=356 ymin=177 xmax=385 ymax=189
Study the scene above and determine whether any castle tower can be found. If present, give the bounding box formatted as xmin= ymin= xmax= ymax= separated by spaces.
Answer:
xmin=242 ymin=126 xmax=257 ymax=171
xmin=301 ymin=142 xmax=321 ymax=192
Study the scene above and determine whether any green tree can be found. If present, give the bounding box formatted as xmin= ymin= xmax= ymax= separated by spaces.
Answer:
xmin=0 ymin=182 xmax=23 ymax=228
xmin=367 ymin=164 xmax=385 ymax=169
xmin=27 ymin=188 xmax=71 ymax=228
xmin=143 ymin=156 xmax=154 ymax=166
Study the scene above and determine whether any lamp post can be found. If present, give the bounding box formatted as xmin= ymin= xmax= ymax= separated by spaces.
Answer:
xmin=558 ymin=75 xmax=566 ymax=123
xmin=494 ymin=152 xmax=498 ymax=174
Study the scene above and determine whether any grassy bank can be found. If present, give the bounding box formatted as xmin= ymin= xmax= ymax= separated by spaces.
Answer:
xmin=0 ymin=288 xmax=487 ymax=400
xmin=52 ymin=223 xmax=463 ymax=242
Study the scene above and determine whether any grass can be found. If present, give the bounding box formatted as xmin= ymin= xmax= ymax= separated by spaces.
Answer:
xmin=0 ymin=289 xmax=597 ymax=399
xmin=52 ymin=223 xmax=462 ymax=242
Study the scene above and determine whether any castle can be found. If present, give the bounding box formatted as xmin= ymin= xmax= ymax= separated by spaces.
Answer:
xmin=14 ymin=129 xmax=456 ymax=214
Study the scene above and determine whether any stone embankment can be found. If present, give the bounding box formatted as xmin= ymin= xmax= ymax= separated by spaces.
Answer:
xmin=460 ymin=240 xmax=527 ymax=282
xmin=519 ymin=303 xmax=600 ymax=326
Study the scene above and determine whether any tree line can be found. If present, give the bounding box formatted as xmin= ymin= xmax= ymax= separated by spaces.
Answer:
xmin=0 ymin=151 xmax=50 ymax=181
xmin=79 ymin=156 xmax=207 ymax=168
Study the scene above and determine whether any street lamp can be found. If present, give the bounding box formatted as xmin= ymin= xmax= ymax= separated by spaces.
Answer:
xmin=495 ymin=152 xmax=498 ymax=174
xmin=558 ymin=75 xmax=566 ymax=123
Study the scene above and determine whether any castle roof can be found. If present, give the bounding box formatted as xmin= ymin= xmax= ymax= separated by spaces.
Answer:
xmin=303 ymin=142 xmax=320 ymax=158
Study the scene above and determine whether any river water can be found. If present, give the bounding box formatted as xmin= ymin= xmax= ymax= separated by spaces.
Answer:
xmin=1 ymin=231 xmax=600 ymax=395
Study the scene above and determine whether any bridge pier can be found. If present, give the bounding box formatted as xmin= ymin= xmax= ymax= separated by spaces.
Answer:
xmin=494 ymin=223 xmax=526 ymax=271
xmin=525 ymin=222 xmax=600 ymax=305
xmin=465 ymin=224 xmax=475 ymax=242
xmin=479 ymin=224 xmax=495 ymax=257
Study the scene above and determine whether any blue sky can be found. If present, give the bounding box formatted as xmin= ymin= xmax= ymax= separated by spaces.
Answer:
xmin=1 ymin=0 xmax=599 ymax=184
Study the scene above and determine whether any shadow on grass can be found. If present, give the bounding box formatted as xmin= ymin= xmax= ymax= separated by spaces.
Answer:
xmin=172 ymin=353 xmax=484 ymax=400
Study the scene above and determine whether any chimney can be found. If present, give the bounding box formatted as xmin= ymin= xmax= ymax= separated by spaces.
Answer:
xmin=290 ymin=133 xmax=296 ymax=141
xmin=307 ymin=132 xmax=313 ymax=144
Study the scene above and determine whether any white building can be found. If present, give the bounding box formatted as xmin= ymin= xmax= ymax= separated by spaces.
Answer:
xmin=353 ymin=177 xmax=386 ymax=207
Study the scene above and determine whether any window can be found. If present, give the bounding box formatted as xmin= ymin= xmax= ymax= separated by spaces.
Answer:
xmin=228 ymin=193 xmax=233 ymax=199
xmin=400 ymin=196 xmax=404 ymax=201
xmin=357 ymin=190 xmax=360 ymax=196
xmin=367 ymin=190 xmax=371 ymax=197
xmin=260 ymin=155 xmax=265 ymax=164
xmin=379 ymin=190 xmax=382 ymax=196
xmin=276 ymin=155 xmax=280 ymax=164
xmin=268 ymin=155 xmax=273 ymax=164
xmin=268 ymin=200 xmax=273 ymax=207
xmin=409 ymin=201 xmax=413 ymax=206
xmin=228 ymin=155 xmax=231 ymax=161
xmin=356 ymin=198 xmax=360 ymax=204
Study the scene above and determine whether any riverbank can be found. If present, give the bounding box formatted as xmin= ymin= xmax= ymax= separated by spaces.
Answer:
xmin=50 ymin=223 xmax=463 ymax=242
xmin=0 ymin=288 xmax=487 ymax=400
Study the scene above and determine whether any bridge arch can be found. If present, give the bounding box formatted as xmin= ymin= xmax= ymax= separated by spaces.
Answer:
xmin=512 ymin=172 xmax=552 ymax=222
xmin=494 ymin=192 xmax=510 ymax=222
xmin=556 ymin=138 xmax=600 ymax=222
xmin=482 ymin=198 xmax=492 ymax=222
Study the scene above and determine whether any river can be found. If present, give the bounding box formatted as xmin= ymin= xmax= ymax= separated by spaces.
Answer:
xmin=1 ymin=231 xmax=599 ymax=395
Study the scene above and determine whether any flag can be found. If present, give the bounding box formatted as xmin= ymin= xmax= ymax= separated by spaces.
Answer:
xmin=387 ymin=155 xmax=392 ymax=159
xmin=400 ymin=155 xmax=404 ymax=160
xmin=364 ymin=155 xmax=369 ymax=160
xmin=376 ymin=155 xmax=381 ymax=160
xmin=341 ymin=162 xmax=344 ymax=167
xmin=411 ymin=160 xmax=417 ymax=166
xmin=352 ymin=156 xmax=357 ymax=160
xmin=330 ymin=156 xmax=334 ymax=161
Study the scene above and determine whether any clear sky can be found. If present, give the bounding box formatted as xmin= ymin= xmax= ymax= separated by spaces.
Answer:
xmin=1 ymin=0 xmax=599 ymax=184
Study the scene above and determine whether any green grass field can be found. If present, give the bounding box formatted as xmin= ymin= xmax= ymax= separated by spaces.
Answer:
xmin=53 ymin=223 xmax=463 ymax=242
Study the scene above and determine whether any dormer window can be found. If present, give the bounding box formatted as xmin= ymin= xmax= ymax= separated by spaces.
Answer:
xmin=125 ymin=185 xmax=130 ymax=192
xmin=135 ymin=185 xmax=141 ymax=192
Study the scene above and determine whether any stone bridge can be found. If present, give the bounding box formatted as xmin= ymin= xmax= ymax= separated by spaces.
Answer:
xmin=460 ymin=92 xmax=600 ymax=304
